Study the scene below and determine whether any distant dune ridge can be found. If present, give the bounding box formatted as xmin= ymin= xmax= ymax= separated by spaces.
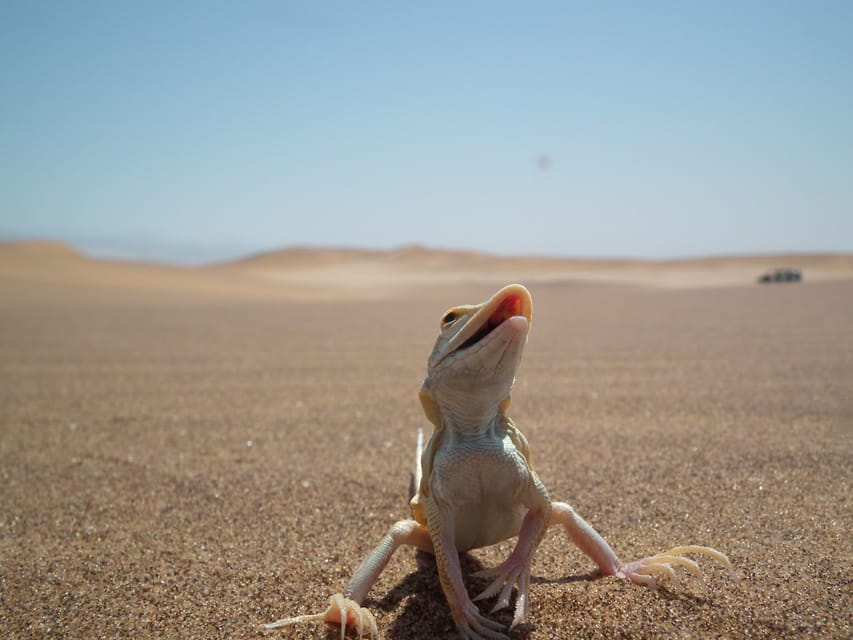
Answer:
xmin=2 ymin=239 xmax=852 ymax=303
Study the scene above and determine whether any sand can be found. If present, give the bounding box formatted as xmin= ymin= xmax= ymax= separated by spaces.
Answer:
xmin=1 ymin=241 xmax=851 ymax=639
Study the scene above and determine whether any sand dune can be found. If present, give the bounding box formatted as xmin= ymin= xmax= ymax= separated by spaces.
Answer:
xmin=0 ymin=241 xmax=322 ymax=303
xmin=2 ymin=240 xmax=852 ymax=304
xmin=227 ymin=244 xmax=853 ymax=293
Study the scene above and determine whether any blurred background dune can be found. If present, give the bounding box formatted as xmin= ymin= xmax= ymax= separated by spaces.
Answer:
xmin=3 ymin=240 xmax=852 ymax=304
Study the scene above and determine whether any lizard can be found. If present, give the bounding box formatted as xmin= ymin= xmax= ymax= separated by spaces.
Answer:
xmin=264 ymin=283 xmax=734 ymax=639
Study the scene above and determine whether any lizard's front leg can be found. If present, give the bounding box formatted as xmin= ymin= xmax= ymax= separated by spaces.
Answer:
xmin=473 ymin=476 xmax=552 ymax=628
xmin=426 ymin=500 xmax=510 ymax=640
xmin=263 ymin=519 xmax=432 ymax=639
xmin=550 ymin=501 xmax=735 ymax=590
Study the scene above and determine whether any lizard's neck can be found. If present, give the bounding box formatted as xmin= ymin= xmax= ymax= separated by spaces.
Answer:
xmin=429 ymin=369 xmax=515 ymax=438
xmin=438 ymin=396 xmax=501 ymax=437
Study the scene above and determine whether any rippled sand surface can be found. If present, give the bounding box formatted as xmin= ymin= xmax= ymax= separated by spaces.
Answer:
xmin=1 ymin=242 xmax=850 ymax=638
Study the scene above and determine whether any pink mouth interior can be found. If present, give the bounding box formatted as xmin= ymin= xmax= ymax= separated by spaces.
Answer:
xmin=458 ymin=294 xmax=524 ymax=351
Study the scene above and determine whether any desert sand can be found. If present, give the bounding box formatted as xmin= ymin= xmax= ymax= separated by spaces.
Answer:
xmin=1 ymin=241 xmax=851 ymax=639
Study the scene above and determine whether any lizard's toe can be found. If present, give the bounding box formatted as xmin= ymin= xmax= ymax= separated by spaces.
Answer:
xmin=454 ymin=601 xmax=509 ymax=640
xmin=618 ymin=545 xmax=735 ymax=592
xmin=473 ymin=556 xmax=532 ymax=626
xmin=263 ymin=593 xmax=378 ymax=639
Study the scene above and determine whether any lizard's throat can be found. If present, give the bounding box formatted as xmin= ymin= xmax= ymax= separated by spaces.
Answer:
xmin=435 ymin=381 xmax=513 ymax=434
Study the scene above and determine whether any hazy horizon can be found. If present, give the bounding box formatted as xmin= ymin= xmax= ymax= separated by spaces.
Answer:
xmin=4 ymin=234 xmax=853 ymax=270
xmin=2 ymin=2 xmax=851 ymax=264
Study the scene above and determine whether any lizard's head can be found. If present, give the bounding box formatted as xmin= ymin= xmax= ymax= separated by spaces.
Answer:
xmin=419 ymin=284 xmax=533 ymax=430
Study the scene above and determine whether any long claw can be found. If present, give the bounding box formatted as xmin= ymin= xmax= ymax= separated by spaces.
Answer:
xmin=473 ymin=579 xmax=502 ymax=601
xmin=467 ymin=621 xmax=510 ymax=640
xmin=264 ymin=594 xmax=378 ymax=639
xmin=638 ymin=562 xmax=682 ymax=591
xmin=510 ymin=569 xmax=530 ymax=629
xmin=472 ymin=553 xmax=534 ymax=627
xmin=626 ymin=571 xmax=658 ymax=589
xmin=338 ymin=599 xmax=347 ymax=640
xmin=647 ymin=554 xmax=703 ymax=579
xmin=475 ymin=563 xmax=522 ymax=606
xmin=263 ymin=610 xmax=326 ymax=630
xmin=466 ymin=602 xmax=507 ymax=632
xmin=663 ymin=545 xmax=736 ymax=578
xmin=456 ymin=601 xmax=509 ymax=640
xmin=489 ymin=584 xmax=512 ymax=614
xmin=618 ymin=544 xmax=735 ymax=592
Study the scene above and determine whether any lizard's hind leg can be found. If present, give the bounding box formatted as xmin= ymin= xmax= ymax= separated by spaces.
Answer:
xmin=263 ymin=519 xmax=433 ymax=639
xmin=549 ymin=502 xmax=735 ymax=591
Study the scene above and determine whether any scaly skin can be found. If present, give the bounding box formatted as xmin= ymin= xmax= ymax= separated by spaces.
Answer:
xmin=263 ymin=284 xmax=735 ymax=639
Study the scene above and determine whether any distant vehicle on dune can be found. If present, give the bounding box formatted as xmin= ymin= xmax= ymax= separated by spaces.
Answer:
xmin=758 ymin=268 xmax=802 ymax=284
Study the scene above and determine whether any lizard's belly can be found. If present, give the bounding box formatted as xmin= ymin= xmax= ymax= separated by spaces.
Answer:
xmin=453 ymin=496 xmax=527 ymax=551
xmin=431 ymin=434 xmax=531 ymax=551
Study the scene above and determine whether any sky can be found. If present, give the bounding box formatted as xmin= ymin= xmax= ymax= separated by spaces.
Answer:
xmin=1 ymin=1 xmax=851 ymax=264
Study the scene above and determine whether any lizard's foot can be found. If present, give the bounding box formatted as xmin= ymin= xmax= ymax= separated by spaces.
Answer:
xmin=454 ymin=600 xmax=511 ymax=640
xmin=617 ymin=545 xmax=736 ymax=591
xmin=262 ymin=593 xmax=378 ymax=639
xmin=472 ymin=557 xmax=531 ymax=629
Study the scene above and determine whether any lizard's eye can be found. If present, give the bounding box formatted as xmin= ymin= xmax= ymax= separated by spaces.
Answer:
xmin=441 ymin=311 xmax=459 ymax=327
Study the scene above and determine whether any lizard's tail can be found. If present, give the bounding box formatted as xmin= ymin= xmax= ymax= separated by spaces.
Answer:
xmin=414 ymin=428 xmax=424 ymax=491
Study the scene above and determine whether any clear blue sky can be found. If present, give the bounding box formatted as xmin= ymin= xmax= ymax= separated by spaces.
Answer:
xmin=1 ymin=1 xmax=851 ymax=263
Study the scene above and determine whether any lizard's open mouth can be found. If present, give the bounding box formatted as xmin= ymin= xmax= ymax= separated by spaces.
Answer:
xmin=438 ymin=285 xmax=532 ymax=364
xmin=457 ymin=293 xmax=527 ymax=351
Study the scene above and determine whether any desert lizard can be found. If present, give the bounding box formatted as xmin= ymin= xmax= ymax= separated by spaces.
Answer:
xmin=264 ymin=283 xmax=733 ymax=639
